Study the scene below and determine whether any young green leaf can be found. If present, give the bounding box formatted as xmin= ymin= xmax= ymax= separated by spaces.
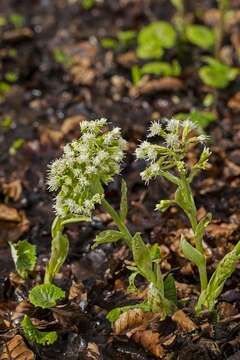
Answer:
xmin=138 ymin=21 xmax=177 ymax=49
xmin=120 ymin=179 xmax=128 ymax=221
xmin=21 ymin=315 xmax=57 ymax=346
xmin=117 ymin=30 xmax=136 ymax=48
xmin=137 ymin=40 xmax=164 ymax=59
xmin=156 ymin=199 xmax=175 ymax=212
xmin=170 ymin=0 xmax=184 ymax=11
xmin=186 ymin=25 xmax=214 ymax=50
xmin=131 ymin=65 xmax=142 ymax=85
xmin=132 ymin=233 xmax=155 ymax=283
xmin=141 ymin=60 xmax=181 ymax=77
xmin=92 ymin=230 xmax=123 ymax=249
xmin=180 ymin=237 xmax=205 ymax=269
xmin=164 ymin=274 xmax=177 ymax=305
xmin=9 ymin=240 xmax=36 ymax=279
xmin=29 ymin=284 xmax=65 ymax=309
xmin=199 ymin=57 xmax=239 ymax=89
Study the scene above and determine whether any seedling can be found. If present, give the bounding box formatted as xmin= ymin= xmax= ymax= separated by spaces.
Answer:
xmin=136 ymin=118 xmax=240 ymax=312
xmin=101 ymin=30 xmax=136 ymax=51
xmin=186 ymin=25 xmax=215 ymax=50
xmin=199 ymin=57 xmax=239 ymax=89
xmin=81 ymin=0 xmax=95 ymax=10
xmin=137 ymin=21 xmax=176 ymax=60
xmin=21 ymin=315 xmax=57 ymax=346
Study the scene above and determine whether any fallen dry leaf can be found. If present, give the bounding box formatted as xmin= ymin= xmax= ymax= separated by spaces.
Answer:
xmin=2 ymin=180 xmax=22 ymax=202
xmin=0 ymin=204 xmax=21 ymax=222
xmin=2 ymin=28 xmax=33 ymax=42
xmin=130 ymin=77 xmax=183 ymax=97
xmin=172 ymin=310 xmax=197 ymax=332
xmin=228 ymin=92 xmax=240 ymax=112
xmin=117 ymin=51 xmax=138 ymax=68
xmin=206 ymin=222 xmax=238 ymax=239
xmin=86 ymin=342 xmax=101 ymax=360
xmin=0 ymin=211 xmax=29 ymax=243
xmin=0 ymin=335 xmax=34 ymax=360
xmin=114 ymin=308 xmax=145 ymax=335
xmin=60 ymin=115 xmax=85 ymax=135
xmin=132 ymin=330 xmax=165 ymax=358
xmin=68 ymin=281 xmax=87 ymax=303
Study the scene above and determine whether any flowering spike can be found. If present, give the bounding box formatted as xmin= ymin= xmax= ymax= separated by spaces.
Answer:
xmin=48 ymin=119 xmax=127 ymax=217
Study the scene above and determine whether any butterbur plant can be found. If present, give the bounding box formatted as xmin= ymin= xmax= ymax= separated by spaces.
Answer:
xmin=136 ymin=118 xmax=240 ymax=312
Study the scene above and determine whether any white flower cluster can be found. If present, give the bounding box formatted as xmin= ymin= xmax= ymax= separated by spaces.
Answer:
xmin=48 ymin=118 xmax=127 ymax=217
xmin=136 ymin=118 xmax=210 ymax=182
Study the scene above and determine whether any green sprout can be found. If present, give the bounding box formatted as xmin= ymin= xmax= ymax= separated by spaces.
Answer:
xmin=186 ymin=25 xmax=215 ymax=50
xmin=21 ymin=315 xmax=57 ymax=346
xmin=137 ymin=21 xmax=177 ymax=60
xmin=136 ymin=118 xmax=240 ymax=312
xmin=199 ymin=57 xmax=239 ymax=89
xmin=9 ymin=13 xmax=25 ymax=28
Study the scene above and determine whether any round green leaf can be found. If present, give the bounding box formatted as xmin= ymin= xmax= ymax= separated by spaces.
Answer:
xmin=186 ymin=25 xmax=214 ymax=50
xmin=29 ymin=284 xmax=65 ymax=309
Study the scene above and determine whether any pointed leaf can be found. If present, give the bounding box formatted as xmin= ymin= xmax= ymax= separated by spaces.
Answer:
xmin=195 ymin=213 xmax=212 ymax=240
xmin=21 ymin=315 xmax=57 ymax=345
xmin=120 ymin=179 xmax=128 ymax=221
xmin=132 ymin=233 xmax=155 ymax=283
xmin=9 ymin=240 xmax=36 ymax=279
xmin=29 ymin=284 xmax=65 ymax=309
xmin=92 ymin=230 xmax=122 ymax=249
xmin=164 ymin=274 xmax=177 ymax=305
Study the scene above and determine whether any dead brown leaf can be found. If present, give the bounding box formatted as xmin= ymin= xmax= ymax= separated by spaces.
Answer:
xmin=86 ymin=342 xmax=101 ymax=360
xmin=114 ymin=308 xmax=145 ymax=335
xmin=0 ymin=335 xmax=34 ymax=360
xmin=68 ymin=281 xmax=87 ymax=303
xmin=2 ymin=180 xmax=22 ymax=202
xmin=228 ymin=92 xmax=240 ymax=112
xmin=60 ymin=115 xmax=85 ymax=135
xmin=172 ymin=310 xmax=197 ymax=332
xmin=0 ymin=211 xmax=29 ymax=243
xmin=2 ymin=28 xmax=33 ymax=42
xmin=117 ymin=51 xmax=138 ymax=68
xmin=0 ymin=204 xmax=21 ymax=222
xmin=39 ymin=127 xmax=63 ymax=145
xmin=130 ymin=77 xmax=183 ymax=97
xmin=132 ymin=330 xmax=165 ymax=358
xmin=206 ymin=222 xmax=238 ymax=239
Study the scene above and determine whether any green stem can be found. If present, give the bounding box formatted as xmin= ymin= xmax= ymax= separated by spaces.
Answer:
xmin=179 ymin=176 xmax=208 ymax=291
xmin=101 ymin=198 xmax=132 ymax=248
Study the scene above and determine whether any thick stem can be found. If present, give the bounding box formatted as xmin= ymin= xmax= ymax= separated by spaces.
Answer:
xmin=179 ymin=176 xmax=208 ymax=291
xmin=101 ymin=198 xmax=132 ymax=248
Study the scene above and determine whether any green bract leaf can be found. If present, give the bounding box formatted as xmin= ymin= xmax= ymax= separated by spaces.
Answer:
xmin=180 ymin=237 xmax=205 ymax=269
xmin=141 ymin=60 xmax=181 ymax=77
xmin=199 ymin=57 xmax=239 ymax=88
xmin=92 ymin=230 xmax=123 ymax=249
xmin=21 ymin=315 xmax=57 ymax=346
xmin=156 ymin=199 xmax=175 ymax=212
xmin=132 ymin=233 xmax=155 ymax=283
xmin=120 ymin=179 xmax=128 ymax=221
xmin=186 ymin=25 xmax=214 ymax=49
xmin=9 ymin=240 xmax=36 ymax=279
xmin=195 ymin=213 xmax=212 ymax=241
xmin=29 ymin=284 xmax=65 ymax=309
xmin=164 ymin=274 xmax=177 ymax=305
xmin=127 ymin=271 xmax=139 ymax=293
xmin=149 ymin=243 xmax=161 ymax=261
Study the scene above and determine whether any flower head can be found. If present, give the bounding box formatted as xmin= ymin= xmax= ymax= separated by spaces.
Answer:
xmin=136 ymin=117 xmax=210 ymax=183
xmin=48 ymin=119 xmax=127 ymax=217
